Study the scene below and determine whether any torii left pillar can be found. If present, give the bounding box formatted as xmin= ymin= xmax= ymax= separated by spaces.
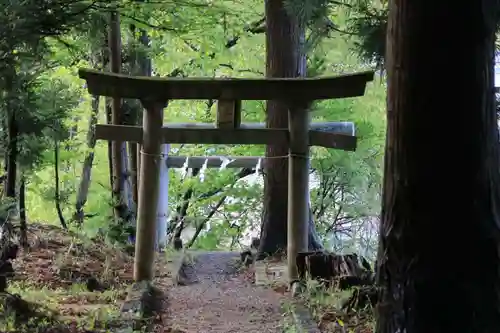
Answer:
xmin=134 ymin=99 xmax=167 ymax=281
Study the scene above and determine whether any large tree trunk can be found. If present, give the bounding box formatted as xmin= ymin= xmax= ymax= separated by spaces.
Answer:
xmin=376 ymin=0 xmax=500 ymax=332
xmin=258 ymin=0 xmax=322 ymax=257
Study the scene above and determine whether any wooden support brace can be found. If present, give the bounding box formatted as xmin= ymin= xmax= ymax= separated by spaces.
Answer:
xmin=309 ymin=131 xmax=357 ymax=151
xmin=134 ymin=99 xmax=167 ymax=281
xmin=216 ymin=99 xmax=241 ymax=128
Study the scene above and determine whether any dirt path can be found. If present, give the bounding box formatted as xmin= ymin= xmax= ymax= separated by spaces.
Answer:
xmin=166 ymin=251 xmax=285 ymax=333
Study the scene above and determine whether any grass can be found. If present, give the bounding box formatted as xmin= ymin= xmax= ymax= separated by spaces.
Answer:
xmin=1 ymin=223 xmax=173 ymax=333
xmin=300 ymin=278 xmax=375 ymax=332
xmin=251 ymin=256 xmax=375 ymax=333
xmin=2 ymin=282 xmax=124 ymax=332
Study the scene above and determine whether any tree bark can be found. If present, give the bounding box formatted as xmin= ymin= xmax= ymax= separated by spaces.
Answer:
xmin=125 ymin=24 xmax=140 ymax=208
xmin=5 ymin=74 xmax=17 ymax=199
xmin=74 ymin=93 xmax=99 ymax=224
xmin=5 ymin=112 xmax=17 ymax=199
xmin=108 ymin=11 xmax=133 ymax=222
xmin=258 ymin=0 xmax=322 ymax=257
xmin=18 ymin=176 xmax=27 ymax=247
xmin=376 ymin=0 xmax=500 ymax=331
xmin=128 ymin=139 xmax=139 ymax=205
xmin=54 ymin=140 xmax=68 ymax=230
xmin=106 ymin=100 xmax=114 ymax=191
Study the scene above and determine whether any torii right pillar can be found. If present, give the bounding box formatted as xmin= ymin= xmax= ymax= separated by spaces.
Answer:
xmin=287 ymin=100 xmax=311 ymax=285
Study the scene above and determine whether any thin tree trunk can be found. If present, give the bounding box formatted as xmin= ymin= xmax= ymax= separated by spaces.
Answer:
xmin=121 ymin=142 xmax=134 ymax=212
xmin=170 ymin=168 xmax=200 ymax=239
xmin=64 ymin=119 xmax=78 ymax=175
xmin=128 ymin=142 xmax=138 ymax=205
xmin=5 ymin=74 xmax=17 ymax=199
xmin=124 ymin=21 xmax=151 ymax=223
xmin=156 ymin=144 xmax=169 ymax=248
xmin=54 ymin=140 xmax=68 ymax=230
xmin=5 ymin=115 xmax=17 ymax=199
xmin=74 ymin=94 xmax=100 ymax=224
xmin=2 ymin=116 xmax=7 ymax=185
xmin=376 ymin=0 xmax=500 ymax=331
xmin=18 ymin=176 xmax=27 ymax=247
xmin=106 ymin=99 xmax=114 ymax=190
xmin=109 ymin=11 xmax=132 ymax=222
xmin=186 ymin=194 xmax=227 ymax=248
xmin=136 ymin=27 xmax=150 ymax=188
xmin=138 ymin=26 xmax=151 ymax=225
xmin=126 ymin=24 xmax=139 ymax=207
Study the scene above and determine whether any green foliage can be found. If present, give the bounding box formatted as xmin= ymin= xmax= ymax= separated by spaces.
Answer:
xmin=0 ymin=198 xmax=17 ymax=224
xmin=345 ymin=2 xmax=387 ymax=67
xmin=309 ymin=75 xmax=384 ymax=256
xmin=285 ymin=0 xmax=331 ymax=29
xmin=106 ymin=216 xmax=135 ymax=247
xmin=0 ymin=0 xmax=388 ymax=255
xmin=339 ymin=0 xmax=500 ymax=67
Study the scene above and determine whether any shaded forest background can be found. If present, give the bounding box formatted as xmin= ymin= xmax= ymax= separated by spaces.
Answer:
xmin=1 ymin=0 xmax=393 ymax=259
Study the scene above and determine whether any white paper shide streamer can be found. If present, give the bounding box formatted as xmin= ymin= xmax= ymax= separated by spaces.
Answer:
xmin=219 ymin=156 xmax=235 ymax=170
xmin=199 ymin=158 xmax=209 ymax=182
xmin=255 ymin=158 xmax=262 ymax=174
xmin=181 ymin=157 xmax=189 ymax=179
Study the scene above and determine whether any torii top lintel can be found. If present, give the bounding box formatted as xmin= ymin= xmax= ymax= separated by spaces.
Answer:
xmin=78 ymin=68 xmax=374 ymax=101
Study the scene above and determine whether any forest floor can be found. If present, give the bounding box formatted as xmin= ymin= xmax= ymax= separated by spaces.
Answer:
xmin=299 ymin=280 xmax=375 ymax=332
xmin=0 ymin=224 xmax=289 ymax=333
xmin=167 ymin=251 xmax=286 ymax=333
xmin=253 ymin=257 xmax=375 ymax=332
xmin=1 ymin=223 xmax=172 ymax=332
xmin=1 ymin=224 xmax=374 ymax=333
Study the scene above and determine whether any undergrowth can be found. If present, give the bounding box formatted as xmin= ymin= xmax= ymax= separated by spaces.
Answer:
xmin=0 ymin=223 xmax=171 ymax=333
xmin=300 ymin=278 xmax=375 ymax=332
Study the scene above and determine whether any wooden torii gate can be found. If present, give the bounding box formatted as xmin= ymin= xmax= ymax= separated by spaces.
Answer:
xmin=78 ymin=68 xmax=374 ymax=283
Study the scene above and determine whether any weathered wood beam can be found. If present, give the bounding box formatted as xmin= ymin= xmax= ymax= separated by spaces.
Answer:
xmin=95 ymin=125 xmax=288 ymax=145
xmin=79 ymin=68 xmax=374 ymax=101
xmin=309 ymin=131 xmax=356 ymax=151
xmin=216 ymin=100 xmax=241 ymax=128
xmin=162 ymin=127 xmax=288 ymax=145
xmin=158 ymin=121 xmax=355 ymax=135
xmin=96 ymin=124 xmax=142 ymax=142
xmin=95 ymin=121 xmax=355 ymax=137
xmin=94 ymin=124 xmax=357 ymax=150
